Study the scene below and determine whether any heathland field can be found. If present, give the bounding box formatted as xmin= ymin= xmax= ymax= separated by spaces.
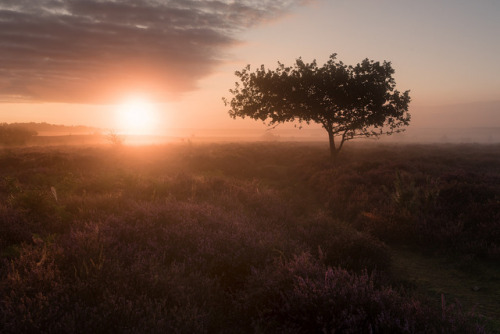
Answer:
xmin=1 ymin=142 xmax=499 ymax=333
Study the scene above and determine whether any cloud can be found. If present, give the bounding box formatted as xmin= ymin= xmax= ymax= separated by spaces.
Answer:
xmin=0 ymin=0 xmax=310 ymax=103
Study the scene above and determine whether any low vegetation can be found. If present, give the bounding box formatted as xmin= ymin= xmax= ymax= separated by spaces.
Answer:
xmin=0 ymin=142 xmax=498 ymax=333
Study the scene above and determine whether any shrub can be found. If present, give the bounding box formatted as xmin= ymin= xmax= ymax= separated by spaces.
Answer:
xmin=0 ymin=204 xmax=32 ymax=251
xmin=244 ymin=253 xmax=485 ymax=333
xmin=293 ymin=213 xmax=391 ymax=273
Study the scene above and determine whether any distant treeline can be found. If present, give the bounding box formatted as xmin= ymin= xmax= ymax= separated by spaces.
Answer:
xmin=0 ymin=122 xmax=103 ymax=146
xmin=5 ymin=122 xmax=101 ymax=134
xmin=0 ymin=123 xmax=38 ymax=145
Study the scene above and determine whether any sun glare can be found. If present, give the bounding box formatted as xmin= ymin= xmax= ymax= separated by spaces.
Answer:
xmin=116 ymin=96 xmax=158 ymax=135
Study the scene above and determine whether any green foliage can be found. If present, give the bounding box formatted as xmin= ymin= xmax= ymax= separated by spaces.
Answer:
xmin=224 ymin=54 xmax=411 ymax=157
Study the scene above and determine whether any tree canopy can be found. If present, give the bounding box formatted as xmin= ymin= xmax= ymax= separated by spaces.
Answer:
xmin=223 ymin=54 xmax=411 ymax=158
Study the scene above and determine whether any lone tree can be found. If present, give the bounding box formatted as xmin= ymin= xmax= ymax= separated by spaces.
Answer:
xmin=223 ymin=54 xmax=411 ymax=159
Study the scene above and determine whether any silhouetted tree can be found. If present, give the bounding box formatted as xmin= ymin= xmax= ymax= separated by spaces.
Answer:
xmin=105 ymin=130 xmax=124 ymax=146
xmin=224 ymin=54 xmax=411 ymax=159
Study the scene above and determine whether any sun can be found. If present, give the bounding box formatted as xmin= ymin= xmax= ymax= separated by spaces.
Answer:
xmin=116 ymin=96 xmax=158 ymax=135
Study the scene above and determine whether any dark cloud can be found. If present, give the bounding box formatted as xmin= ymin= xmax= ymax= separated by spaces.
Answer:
xmin=0 ymin=0 xmax=310 ymax=103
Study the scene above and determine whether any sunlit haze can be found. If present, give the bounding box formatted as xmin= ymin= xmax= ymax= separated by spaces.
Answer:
xmin=115 ymin=96 xmax=159 ymax=135
xmin=1 ymin=1 xmax=499 ymax=329
xmin=1 ymin=0 xmax=499 ymax=139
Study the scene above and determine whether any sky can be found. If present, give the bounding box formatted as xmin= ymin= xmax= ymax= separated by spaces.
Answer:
xmin=1 ymin=0 xmax=499 ymax=134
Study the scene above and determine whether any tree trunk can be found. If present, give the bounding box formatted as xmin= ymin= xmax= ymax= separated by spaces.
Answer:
xmin=328 ymin=130 xmax=339 ymax=160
